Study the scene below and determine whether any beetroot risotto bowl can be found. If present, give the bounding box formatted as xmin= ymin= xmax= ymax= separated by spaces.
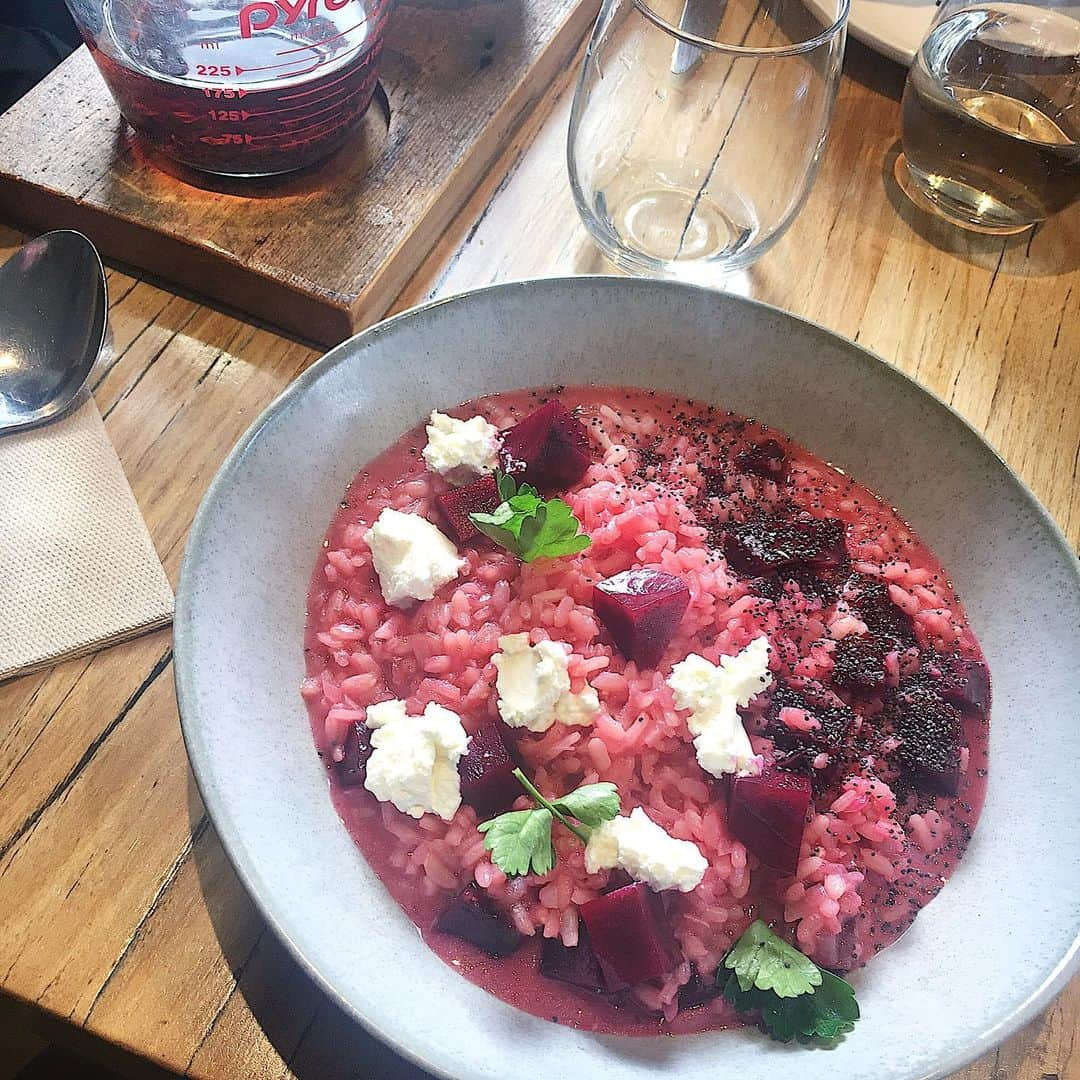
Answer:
xmin=175 ymin=279 xmax=1080 ymax=1080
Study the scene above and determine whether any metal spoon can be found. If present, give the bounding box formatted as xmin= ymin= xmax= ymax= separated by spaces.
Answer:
xmin=0 ymin=230 xmax=107 ymax=434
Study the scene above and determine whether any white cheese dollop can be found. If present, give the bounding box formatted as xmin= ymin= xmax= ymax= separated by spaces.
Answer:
xmin=363 ymin=700 xmax=470 ymax=821
xmin=492 ymin=633 xmax=600 ymax=733
xmin=364 ymin=507 xmax=465 ymax=607
xmin=668 ymin=636 xmax=772 ymax=779
xmin=584 ymin=807 xmax=707 ymax=892
xmin=422 ymin=410 xmax=501 ymax=484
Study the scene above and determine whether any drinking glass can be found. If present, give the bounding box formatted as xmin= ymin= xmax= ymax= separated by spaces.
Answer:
xmin=899 ymin=0 xmax=1080 ymax=234
xmin=567 ymin=0 xmax=849 ymax=279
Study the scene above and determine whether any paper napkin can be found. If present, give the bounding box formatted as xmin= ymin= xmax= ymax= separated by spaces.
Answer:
xmin=0 ymin=396 xmax=174 ymax=681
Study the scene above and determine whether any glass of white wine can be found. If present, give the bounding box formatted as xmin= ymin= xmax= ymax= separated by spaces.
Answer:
xmin=898 ymin=0 xmax=1080 ymax=234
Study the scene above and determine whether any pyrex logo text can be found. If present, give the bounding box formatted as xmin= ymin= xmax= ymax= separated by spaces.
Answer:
xmin=239 ymin=0 xmax=352 ymax=38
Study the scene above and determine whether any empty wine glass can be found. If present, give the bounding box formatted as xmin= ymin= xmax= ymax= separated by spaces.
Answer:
xmin=567 ymin=0 xmax=849 ymax=280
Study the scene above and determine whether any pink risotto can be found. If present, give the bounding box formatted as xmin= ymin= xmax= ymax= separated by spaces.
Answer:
xmin=302 ymin=386 xmax=990 ymax=1037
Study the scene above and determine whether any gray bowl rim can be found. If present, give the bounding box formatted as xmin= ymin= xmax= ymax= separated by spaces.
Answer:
xmin=175 ymin=275 xmax=1080 ymax=1080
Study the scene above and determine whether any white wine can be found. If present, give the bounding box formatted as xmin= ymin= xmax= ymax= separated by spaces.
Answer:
xmin=901 ymin=5 xmax=1080 ymax=232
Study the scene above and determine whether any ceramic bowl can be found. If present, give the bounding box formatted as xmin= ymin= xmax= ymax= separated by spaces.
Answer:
xmin=176 ymin=277 xmax=1080 ymax=1080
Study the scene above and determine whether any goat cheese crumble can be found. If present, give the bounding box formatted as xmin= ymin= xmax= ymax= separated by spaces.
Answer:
xmin=492 ymin=633 xmax=599 ymax=733
xmin=365 ymin=507 xmax=465 ymax=607
xmin=363 ymin=700 xmax=470 ymax=821
xmin=423 ymin=410 xmax=501 ymax=483
xmin=585 ymin=807 xmax=708 ymax=892
xmin=668 ymin=636 xmax=772 ymax=778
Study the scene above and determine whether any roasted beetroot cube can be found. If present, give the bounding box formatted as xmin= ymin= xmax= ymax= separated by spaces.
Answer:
xmin=896 ymin=692 xmax=964 ymax=795
xmin=539 ymin=927 xmax=628 ymax=995
xmin=701 ymin=466 xmax=726 ymax=499
xmin=723 ymin=516 xmax=846 ymax=576
xmin=603 ymin=868 xmax=635 ymax=893
xmin=458 ymin=721 xmax=520 ymax=817
xmin=831 ymin=634 xmax=887 ymax=691
xmin=499 ymin=400 xmax=592 ymax=491
xmin=579 ymin=882 xmax=679 ymax=984
xmin=728 ymin=766 xmax=812 ymax=876
xmin=593 ymin=569 xmax=690 ymax=668
xmin=940 ymin=658 xmax=990 ymax=714
xmin=678 ymin=964 xmax=722 ymax=1010
xmin=435 ymin=473 xmax=500 ymax=544
xmin=766 ymin=682 xmax=854 ymax=756
xmin=435 ymin=885 xmax=522 ymax=958
xmin=846 ymin=573 xmax=916 ymax=647
xmin=737 ymin=439 xmax=788 ymax=479
xmin=334 ymin=722 xmax=373 ymax=789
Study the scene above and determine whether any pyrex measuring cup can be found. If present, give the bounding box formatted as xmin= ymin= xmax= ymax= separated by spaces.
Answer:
xmin=64 ymin=0 xmax=391 ymax=177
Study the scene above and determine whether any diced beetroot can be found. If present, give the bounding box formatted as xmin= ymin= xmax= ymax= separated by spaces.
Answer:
xmin=579 ymin=882 xmax=679 ymax=984
xmin=701 ymin=466 xmax=726 ymax=499
xmin=845 ymin=573 xmax=916 ymax=647
xmin=723 ymin=515 xmax=847 ymax=576
xmin=728 ymin=766 xmax=812 ymax=876
xmin=678 ymin=964 xmax=723 ymax=1010
xmin=458 ymin=721 xmax=520 ymax=817
xmin=498 ymin=400 xmax=592 ymax=490
xmin=334 ymin=722 xmax=373 ymax=788
xmin=906 ymin=745 xmax=963 ymax=796
xmin=940 ymin=657 xmax=990 ymax=714
xmin=766 ymin=683 xmax=854 ymax=756
xmin=435 ymin=473 xmax=500 ymax=544
xmin=603 ymin=868 xmax=635 ymax=893
xmin=895 ymin=690 xmax=964 ymax=795
xmin=434 ymin=885 xmax=523 ymax=958
xmin=737 ymin=439 xmax=788 ymax=479
xmin=539 ymin=927 xmax=628 ymax=995
xmin=593 ymin=569 xmax=691 ymax=668
xmin=831 ymin=634 xmax=887 ymax=691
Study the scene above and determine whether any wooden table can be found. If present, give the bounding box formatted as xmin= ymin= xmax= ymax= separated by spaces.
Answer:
xmin=1 ymin=36 xmax=1077 ymax=1080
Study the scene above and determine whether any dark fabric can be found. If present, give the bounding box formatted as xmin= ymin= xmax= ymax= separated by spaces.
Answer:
xmin=0 ymin=0 xmax=82 ymax=113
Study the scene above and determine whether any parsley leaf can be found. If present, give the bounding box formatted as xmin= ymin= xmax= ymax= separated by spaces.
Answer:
xmin=479 ymin=772 xmax=622 ymax=877
xmin=797 ymin=971 xmax=860 ymax=1040
xmin=723 ymin=972 xmax=859 ymax=1043
xmin=719 ymin=923 xmax=860 ymax=1045
xmin=723 ymin=918 xmax=822 ymax=997
xmin=551 ymin=782 xmax=621 ymax=826
xmin=469 ymin=473 xmax=591 ymax=563
xmin=477 ymin=808 xmax=555 ymax=877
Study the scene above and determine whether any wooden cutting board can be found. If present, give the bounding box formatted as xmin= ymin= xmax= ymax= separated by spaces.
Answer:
xmin=0 ymin=0 xmax=598 ymax=345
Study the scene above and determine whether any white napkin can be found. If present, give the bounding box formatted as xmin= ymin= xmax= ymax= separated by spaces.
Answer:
xmin=0 ymin=396 xmax=174 ymax=681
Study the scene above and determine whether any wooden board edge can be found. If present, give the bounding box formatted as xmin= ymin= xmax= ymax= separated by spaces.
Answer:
xmin=347 ymin=0 xmax=602 ymax=335
xmin=0 ymin=175 xmax=356 ymax=345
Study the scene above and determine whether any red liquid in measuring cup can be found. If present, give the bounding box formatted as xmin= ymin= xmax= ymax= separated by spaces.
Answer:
xmin=87 ymin=0 xmax=389 ymax=176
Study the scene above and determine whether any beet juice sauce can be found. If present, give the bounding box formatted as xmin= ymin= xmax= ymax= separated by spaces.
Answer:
xmin=303 ymin=386 xmax=990 ymax=1036
xmin=85 ymin=0 xmax=388 ymax=175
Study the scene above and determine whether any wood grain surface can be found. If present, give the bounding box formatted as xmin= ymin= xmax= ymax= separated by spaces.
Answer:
xmin=0 ymin=35 xmax=1077 ymax=1080
xmin=0 ymin=0 xmax=600 ymax=345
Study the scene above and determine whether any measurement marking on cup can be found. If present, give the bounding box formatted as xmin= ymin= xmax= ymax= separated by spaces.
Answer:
xmin=276 ymin=18 xmax=366 ymax=55
xmin=277 ymin=42 xmax=374 ymax=99
xmin=249 ymin=80 xmax=371 ymax=119
xmin=251 ymin=112 xmax=347 ymax=140
xmin=200 ymin=40 xmax=221 ymax=50
xmin=235 ymin=52 xmax=327 ymax=74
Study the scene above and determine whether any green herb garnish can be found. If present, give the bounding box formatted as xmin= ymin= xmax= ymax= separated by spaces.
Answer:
xmin=478 ymin=808 xmax=556 ymax=877
xmin=477 ymin=768 xmax=619 ymax=877
xmin=469 ymin=472 xmax=591 ymax=563
xmin=723 ymin=918 xmax=822 ymax=997
xmin=719 ymin=921 xmax=860 ymax=1043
